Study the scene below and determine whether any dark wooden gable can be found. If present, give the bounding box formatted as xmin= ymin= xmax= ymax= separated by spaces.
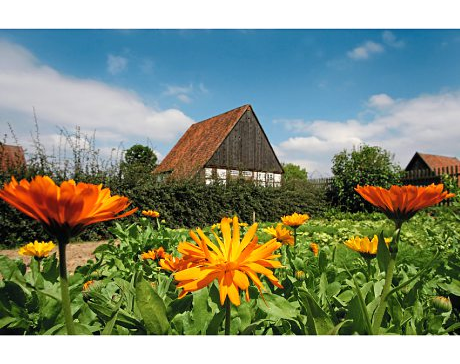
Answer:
xmin=205 ymin=108 xmax=283 ymax=173
xmin=405 ymin=153 xmax=430 ymax=171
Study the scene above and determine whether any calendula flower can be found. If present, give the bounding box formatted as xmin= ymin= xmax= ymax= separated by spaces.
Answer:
xmin=0 ymin=176 xmax=137 ymax=335
xmin=0 ymin=176 xmax=138 ymax=241
xmin=309 ymin=243 xmax=319 ymax=257
xmin=211 ymin=218 xmax=246 ymax=231
xmin=141 ymin=246 xmax=166 ymax=261
xmin=281 ymin=212 xmax=309 ymax=228
xmin=155 ymin=246 xmax=166 ymax=259
xmin=18 ymin=240 xmax=55 ymax=258
xmin=159 ymin=253 xmax=191 ymax=272
xmin=263 ymin=224 xmax=294 ymax=246
xmin=355 ymin=184 xmax=455 ymax=223
xmin=83 ymin=280 xmax=95 ymax=291
xmin=142 ymin=210 xmax=160 ymax=218
xmin=174 ymin=216 xmax=283 ymax=306
xmin=344 ymin=235 xmax=391 ymax=259
xmin=141 ymin=250 xmax=157 ymax=260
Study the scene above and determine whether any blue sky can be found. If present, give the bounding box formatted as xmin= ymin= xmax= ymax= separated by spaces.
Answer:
xmin=1 ymin=29 xmax=460 ymax=176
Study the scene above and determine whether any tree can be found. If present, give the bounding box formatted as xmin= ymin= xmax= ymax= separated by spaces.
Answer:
xmin=121 ymin=144 xmax=158 ymax=184
xmin=330 ymin=144 xmax=403 ymax=212
xmin=282 ymin=163 xmax=308 ymax=183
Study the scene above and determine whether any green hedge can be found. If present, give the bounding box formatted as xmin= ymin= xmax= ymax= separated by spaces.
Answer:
xmin=0 ymin=177 xmax=329 ymax=248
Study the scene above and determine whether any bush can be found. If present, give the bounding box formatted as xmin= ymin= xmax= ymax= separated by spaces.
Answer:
xmin=329 ymin=144 xmax=403 ymax=212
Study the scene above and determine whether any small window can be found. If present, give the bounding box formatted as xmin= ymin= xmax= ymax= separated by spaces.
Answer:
xmin=205 ymin=168 xmax=213 ymax=178
xmin=217 ymin=169 xmax=227 ymax=180
xmin=230 ymin=170 xmax=239 ymax=178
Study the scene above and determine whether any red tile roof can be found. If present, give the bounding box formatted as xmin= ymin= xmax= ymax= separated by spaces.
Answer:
xmin=417 ymin=152 xmax=460 ymax=172
xmin=154 ymin=104 xmax=251 ymax=179
xmin=0 ymin=144 xmax=26 ymax=171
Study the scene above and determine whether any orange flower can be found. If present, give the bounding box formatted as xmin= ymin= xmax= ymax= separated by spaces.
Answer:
xmin=155 ymin=246 xmax=166 ymax=259
xmin=83 ymin=280 xmax=95 ymax=291
xmin=281 ymin=212 xmax=309 ymax=228
xmin=159 ymin=253 xmax=191 ymax=272
xmin=0 ymin=176 xmax=138 ymax=241
xmin=174 ymin=216 xmax=283 ymax=306
xmin=309 ymin=243 xmax=319 ymax=257
xmin=141 ymin=247 xmax=166 ymax=260
xmin=141 ymin=249 xmax=157 ymax=260
xmin=263 ymin=224 xmax=294 ymax=246
xmin=355 ymin=184 xmax=455 ymax=222
xmin=142 ymin=210 xmax=160 ymax=218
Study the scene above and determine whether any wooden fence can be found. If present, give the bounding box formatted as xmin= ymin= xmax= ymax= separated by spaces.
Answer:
xmin=308 ymin=165 xmax=459 ymax=205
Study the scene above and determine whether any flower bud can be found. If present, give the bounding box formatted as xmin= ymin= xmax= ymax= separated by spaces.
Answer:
xmin=432 ymin=296 xmax=452 ymax=312
xmin=295 ymin=270 xmax=306 ymax=281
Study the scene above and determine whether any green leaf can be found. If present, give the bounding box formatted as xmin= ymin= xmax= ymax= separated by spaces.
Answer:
xmin=327 ymin=319 xmax=352 ymax=335
xmin=297 ymin=288 xmax=334 ymax=335
xmin=376 ymin=231 xmax=390 ymax=273
xmin=438 ymin=279 xmax=460 ymax=296
xmin=0 ymin=316 xmax=16 ymax=329
xmin=206 ymin=309 xmax=225 ymax=335
xmin=135 ymin=273 xmax=169 ymax=335
xmin=318 ymin=250 xmax=327 ymax=273
xmin=191 ymin=288 xmax=211 ymax=334
xmin=326 ymin=281 xmax=342 ymax=297
xmin=236 ymin=301 xmax=253 ymax=333
xmin=257 ymin=293 xmax=297 ymax=319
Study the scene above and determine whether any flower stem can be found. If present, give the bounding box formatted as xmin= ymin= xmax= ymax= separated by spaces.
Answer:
xmin=58 ymin=240 xmax=76 ymax=335
xmin=366 ymin=259 xmax=372 ymax=282
xmin=372 ymin=255 xmax=396 ymax=334
xmin=225 ymin=298 xmax=231 ymax=335
xmin=156 ymin=217 xmax=161 ymax=230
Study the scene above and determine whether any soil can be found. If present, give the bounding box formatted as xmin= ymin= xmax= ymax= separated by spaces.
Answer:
xmin=0 ymin=241 xmax=107 ymax=273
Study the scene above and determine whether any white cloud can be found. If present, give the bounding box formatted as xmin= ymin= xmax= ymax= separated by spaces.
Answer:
xmin=367 ymin=93 xmax=395 ymax=109
xmin=163 ymin=83 xmax=209 ymax=103
xmin=275 ymin=91 xmax=460 ymax=176
xmin=347 ymin=41 xmax=384 ymax=60
xmin=107 ymin=54 xmax=128 ymax=74
xmin=0 ymin=39 xmax=194 ymax=155
xmin=382 ymin=30 xmax=405 ymax=48
xmin=177 ymin=94 xmax=192 ymax=103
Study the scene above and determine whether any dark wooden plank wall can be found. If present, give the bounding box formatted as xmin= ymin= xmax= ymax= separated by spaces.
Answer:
xmin=205 ymin=109 xmax=283 ymax=173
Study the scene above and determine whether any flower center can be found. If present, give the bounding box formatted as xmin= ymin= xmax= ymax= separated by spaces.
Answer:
xmin=224 ymin=261 xmax=239 ymax=272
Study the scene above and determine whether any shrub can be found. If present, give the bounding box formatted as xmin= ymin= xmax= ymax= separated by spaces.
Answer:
xmin=329 ymin=144 xmax=403 ymax=212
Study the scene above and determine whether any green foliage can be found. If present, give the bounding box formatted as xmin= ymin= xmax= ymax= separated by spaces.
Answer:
xmin=282 ymin=163 xmax=308 ymax=183
xmin=1 ymin=208 xmax=459 ymax=335
xmin=120 ymin=144 xmax=158 ymax=186
xmin=330 ymin=144 xmax=404 ymax=212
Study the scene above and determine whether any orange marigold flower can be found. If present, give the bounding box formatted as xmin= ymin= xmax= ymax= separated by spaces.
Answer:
xmin=159 ymin=253 xmax=192 ymax=272
xmin=155 ymin=246 xmax=166 ymax=259
xmin=141 ymin=247 xmax=166 ymax=260
xmin=281 ymin=212 xmax=309 ymax=228
xmin=0 ymin=176 xmax=138 ymax=241
xmin=174 ymin=216 xmax=284 ymax=306
xmin=142 ymin=210 xmax=160 ymax=218
xmin=263 ymin=224 xmax=294 ymax=246
xmin=83 ymin=280 xmax=95 ymax=291
xmin=141 ymin=249 xmax=157 ymax=260
xmin=309 ymin=243 xmax=319 ymax=256
xmin=355 ymin=184 xmax=455 ymax=223
xmin=18 ymin=240 xmax=55 ymax=258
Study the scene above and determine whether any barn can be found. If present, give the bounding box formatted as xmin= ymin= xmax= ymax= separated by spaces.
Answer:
xmin=154 ymin=104 xmax=284 ymax=186
xmin=405 ymin=152 xmax=460 ymax=173
xmin=0 ymin=143 xmax=26 ymax=172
